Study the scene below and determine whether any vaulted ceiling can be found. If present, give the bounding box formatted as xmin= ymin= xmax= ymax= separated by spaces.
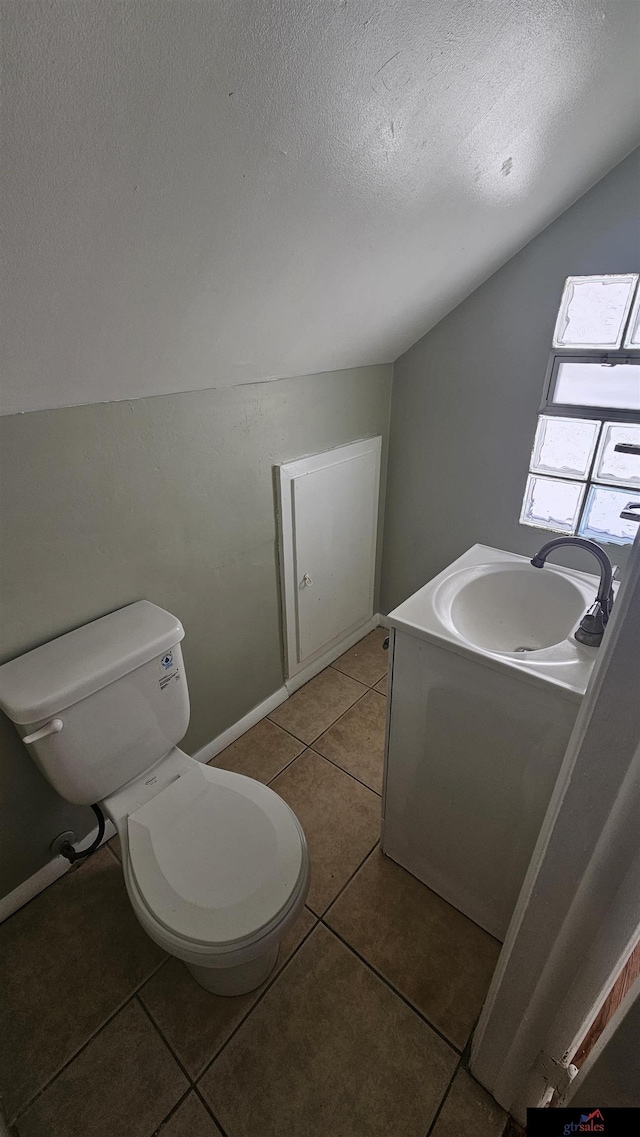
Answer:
xmin=2 ymin=0 xmax=639 ymax=414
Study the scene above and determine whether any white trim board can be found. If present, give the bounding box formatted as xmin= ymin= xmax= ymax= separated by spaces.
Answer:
xmin=192 ymin=612 xmax=385 ymax=759
xmin=191 ymin=685 xmax=289 ymax=764
xmin=0 ymin=818 xmax=116 ymax=925
xmin=285 ymin=613 xmax=383 ymax=694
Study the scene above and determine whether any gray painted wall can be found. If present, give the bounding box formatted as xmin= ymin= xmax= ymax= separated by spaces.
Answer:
xmin=0 ymin=364 xmax=391 ymax=896
xmin=381 ymin=148 xmax=640 ymax=613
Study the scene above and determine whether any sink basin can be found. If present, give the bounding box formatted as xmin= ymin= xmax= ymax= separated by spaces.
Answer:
xmin=435 ymin=562 xmax=589 ymax=654
xmin=387 ymin=544 xmax=604 ymax=700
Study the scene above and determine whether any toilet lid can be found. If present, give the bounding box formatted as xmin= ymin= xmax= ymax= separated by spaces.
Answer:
xmin=127 ymin=763 xmax=305 ymax=946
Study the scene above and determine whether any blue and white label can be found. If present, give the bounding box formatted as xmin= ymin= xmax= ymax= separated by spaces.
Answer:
xmin=158 ymin=650 xmax=180 ymax=691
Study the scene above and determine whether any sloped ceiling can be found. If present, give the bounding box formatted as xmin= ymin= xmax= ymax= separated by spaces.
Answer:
xmin=2 ymin=0 xmax=639 ymax=414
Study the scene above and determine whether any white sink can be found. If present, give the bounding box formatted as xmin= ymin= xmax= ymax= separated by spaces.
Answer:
xmin=387 ymin=544 xmax=604 ymax=699
xmin=435 ymin=561 xmax=589 ymax=654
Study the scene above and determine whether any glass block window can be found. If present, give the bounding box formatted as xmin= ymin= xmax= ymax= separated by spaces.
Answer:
xmin=594 ymin=423 xmax=640 ymax=488
xmin=521 ymin=274 xmax=640 ymax=545
xmin=580 ymin=485 xmax=640 ymax=546
xmin=529 ymin=416 xmax=599 ymax=479
xmin=520 ymin=475 xmax=586 ymax=534
xmin=553 ymin=275 xmax=638 ymax=349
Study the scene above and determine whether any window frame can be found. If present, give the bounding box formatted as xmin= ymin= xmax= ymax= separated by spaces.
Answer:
xmin=540 ymin=351 xmax=640 ymax=425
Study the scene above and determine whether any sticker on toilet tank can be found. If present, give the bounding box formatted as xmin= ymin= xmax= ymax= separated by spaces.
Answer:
xmin=158 ymin=651 xmax=180 ymax=691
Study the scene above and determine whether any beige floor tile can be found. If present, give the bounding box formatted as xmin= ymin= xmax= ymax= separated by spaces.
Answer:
xmin=0 ymin=848 xmax=165 ymax=1122
xmin=16 ymin=1000 xmax=187 ymax=1137
xmin=270 ymin=751 xmax=380 ymax=914
xmin=156 ymin=1093 xmax=223 ymax=1137
xmin=199 ymin=924 xmax=456 ymax=1137
xmin=268 ymin=667 xmax=366 ymax=744
xmin=431 ymin=1070 xmax=506 ymax=1137
xmin=314 ymin=689 xmax=387 ymax=793
xmin=140 ymin=908 xmax=317 ymax=1077
xmin=332 ymin=627 xmax=389 ymax=686
xmin=208 ymin=717 xmax=304 ymax=783
xmin=325 ymin=849 xmax=501 ymax=1049
xmin=374 ymin=673 xmax=388 ymax=695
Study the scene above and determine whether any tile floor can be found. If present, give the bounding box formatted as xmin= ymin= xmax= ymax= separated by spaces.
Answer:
xmin=0 ymin=627 xmax=509 ymax=1137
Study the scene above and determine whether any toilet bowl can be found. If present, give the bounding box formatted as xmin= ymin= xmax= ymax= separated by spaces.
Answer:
xmin=0 ymin=600 xmax=310 ymax=996
xmin=109 ymin=757 xmax=309 ymax=995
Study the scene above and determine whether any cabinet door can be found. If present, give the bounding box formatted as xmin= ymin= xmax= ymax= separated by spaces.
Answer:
xmin=382 ymin=630 xmax=578 ymax=939
xmin=278 ymin=438 xmax=381 ymax=677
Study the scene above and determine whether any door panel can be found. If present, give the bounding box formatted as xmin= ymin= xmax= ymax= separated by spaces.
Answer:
xmin=278 ymin=438 xmax=382 ymax=677
xmin=293 ymin=452 xmax=378 ymax=661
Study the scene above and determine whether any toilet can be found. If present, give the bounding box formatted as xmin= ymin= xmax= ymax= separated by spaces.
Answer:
xmin=0 ymin=601 xmax=310 ymax=996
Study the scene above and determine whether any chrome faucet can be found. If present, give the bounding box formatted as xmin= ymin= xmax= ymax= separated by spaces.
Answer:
xmin=530 ymin=537 xmax=614 ymax=647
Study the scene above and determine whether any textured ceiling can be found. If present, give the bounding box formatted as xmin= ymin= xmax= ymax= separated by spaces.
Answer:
xmin=2 ymin=0 xmax=639 ymax=414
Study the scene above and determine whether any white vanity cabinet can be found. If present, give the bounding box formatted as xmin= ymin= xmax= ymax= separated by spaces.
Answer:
xmin=381 ymin=629 xmax=579 ymax=940
xmin=380 ymin=545 xmax=598 ymax=941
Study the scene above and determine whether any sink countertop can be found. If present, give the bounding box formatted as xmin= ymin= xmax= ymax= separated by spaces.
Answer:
xmin=386 ymin=544 xmax=604 ymax=702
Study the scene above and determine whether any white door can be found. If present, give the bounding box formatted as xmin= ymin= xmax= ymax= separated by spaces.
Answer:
xmin=278 ymin=437 xmax=382 ymax=679
xmin=562 ymin=975 xmax=640 ymax=1107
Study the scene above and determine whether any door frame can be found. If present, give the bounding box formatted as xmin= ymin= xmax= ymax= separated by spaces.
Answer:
xmin=470 ymin=530 xmax=640 ymax=1121
xmin=276 ymin=436 xmax=382 ymax=680
xmin=561 ymin=972 xmax=640 ymax=1106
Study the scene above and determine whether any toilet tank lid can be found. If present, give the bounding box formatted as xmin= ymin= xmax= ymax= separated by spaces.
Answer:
xmin=0 ymin=601 xmax=184 ymax=724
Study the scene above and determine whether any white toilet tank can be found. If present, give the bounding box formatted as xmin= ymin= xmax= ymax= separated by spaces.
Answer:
xmin=0 ymin=601 xmax=190 ymax=804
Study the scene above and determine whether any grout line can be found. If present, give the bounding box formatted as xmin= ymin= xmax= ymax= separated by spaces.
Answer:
xmin=307 ymin=745 xmax=382 ymax=797
xmin=268 ymin=669 xmax=386 ymax=749
xmin=193 ymin=1085 xmax=232 ymax=1137
xmin=196 ymin=911 xmax=319 ymax=1083
xmin=266 ymin=746 xmax=312 ymax=787
xmin=269 ymin=743 xmax=383 ymax=800
xmin=309 ymin=682 xmax=383 ymax=746
xmin=150 ymin=1086 xmax=193 ymax=1135
xmin=329 ymin=661 xmax=389 ymax=689
xmin=321 ymin=920 xmax=463 ymax=1057
xmin=12 ymin=954 xmax=168 ymax=1124
xmin=266 ymin=683 xmax=386 ymax=795
xmin=136 ymin=993 xmax=195 ymax=1086
xmin=318 ymin=840 xmax=380 ymax=919
xmin=424 ymin=1055 xmax=463 ymax=1137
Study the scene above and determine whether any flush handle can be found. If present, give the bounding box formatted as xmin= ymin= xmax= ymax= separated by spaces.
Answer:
xmin=22 ymin=718 xmax=64 ymax=745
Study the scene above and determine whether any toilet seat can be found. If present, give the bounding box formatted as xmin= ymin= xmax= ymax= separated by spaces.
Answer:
xmin=126 ymin=763 xmax=306 ymax=949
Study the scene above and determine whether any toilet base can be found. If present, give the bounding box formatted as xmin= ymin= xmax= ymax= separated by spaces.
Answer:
xmin=185 ymin=941 xmax=280 ymax=996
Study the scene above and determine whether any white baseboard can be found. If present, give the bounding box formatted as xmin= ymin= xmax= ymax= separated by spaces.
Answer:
xmin=285 ymin=613 xmax=385 ymax=694
xmin=0 ymin=818 xmax=115 ymax=925
xmin=191 ymin=685 xmax=289 ymax=764
xmin=192 ymin=613 xmax=384 ymax=759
